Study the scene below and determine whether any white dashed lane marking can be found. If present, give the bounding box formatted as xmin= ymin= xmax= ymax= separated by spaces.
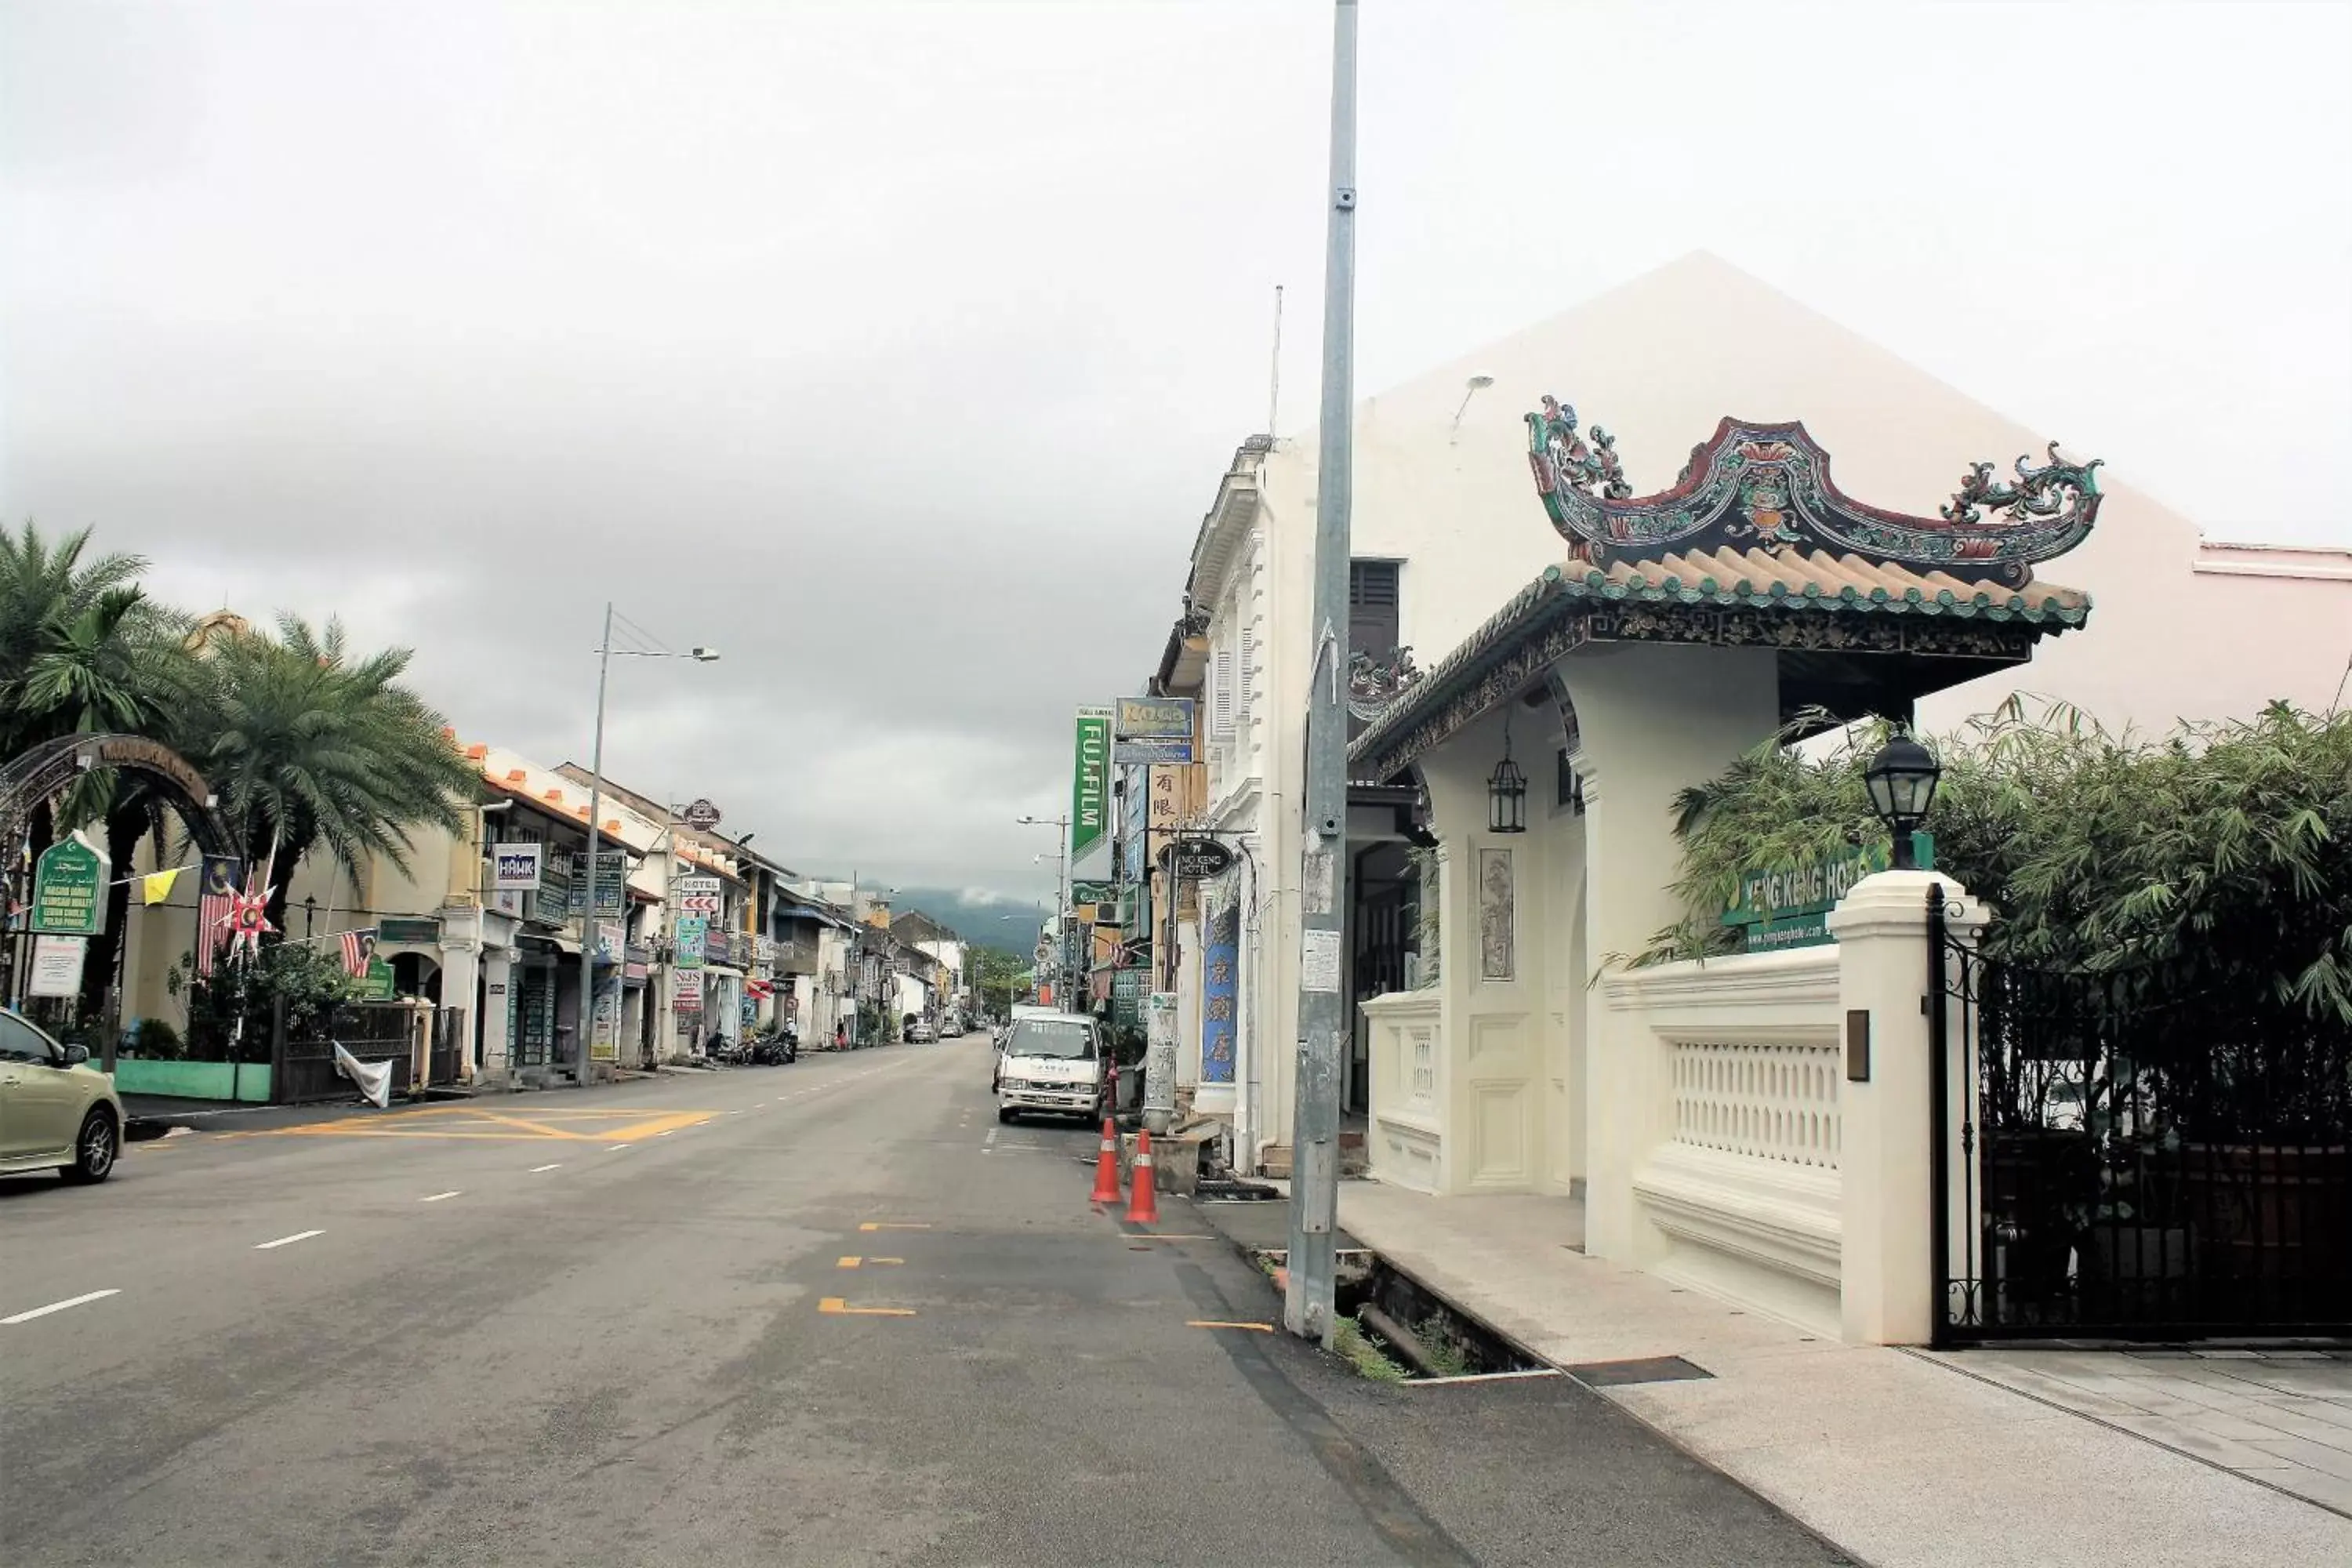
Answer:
xmin=3 ymin=1289 xmax=122 ymax=1325
xmin=254 ymin=1230 xmax=325 ymax=1251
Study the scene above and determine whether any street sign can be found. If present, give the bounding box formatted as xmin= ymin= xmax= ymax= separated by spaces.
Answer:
xmin=31 ymin=840 xmax=103 ymax=935
xmin=674 ymin=875 xmax=723 ymax=915
xmin=683 ymin=798 xmax=724 ymax=832
xmin=1164 ymin=837 xmax=1234 ymax=880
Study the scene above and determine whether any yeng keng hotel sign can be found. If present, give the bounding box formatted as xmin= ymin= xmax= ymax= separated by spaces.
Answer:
xmin=1722 ymin=833 xmax=1933 ymax=952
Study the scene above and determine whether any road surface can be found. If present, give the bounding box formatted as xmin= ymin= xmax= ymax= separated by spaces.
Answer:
xmin=2 ymin=1037 xmax=1848 ymax=1566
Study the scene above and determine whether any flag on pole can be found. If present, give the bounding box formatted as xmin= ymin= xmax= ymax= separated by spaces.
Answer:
xmin=142 ymin=867 xmax=182 ymax=906
xmin=339 ymin=928 xmax=376 ymax=979
xmin=195 ymin=855 xmax=242 ymax=978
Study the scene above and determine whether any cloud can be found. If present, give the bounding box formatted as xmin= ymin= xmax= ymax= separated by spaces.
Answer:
xmin=5 ymin=0 xmax=2347 ymax=901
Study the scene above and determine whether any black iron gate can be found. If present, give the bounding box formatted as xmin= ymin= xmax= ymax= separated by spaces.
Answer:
xmin=1932 ymin=890 xmax=2352 ymax=1343
xmin=276 ymin=1003 xmax=416 ymax=1105
xmin=427 ymin=1007 xmax=466 ymax=1087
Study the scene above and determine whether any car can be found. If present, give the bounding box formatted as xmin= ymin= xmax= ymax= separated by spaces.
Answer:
xmin=993 ymin=1011 xmax=1107 ymax=1124
xmin=0 ymin=1007 xmax=127 ymax=1185
xmin=907 ymin=1019 xmax=936 ymax=1043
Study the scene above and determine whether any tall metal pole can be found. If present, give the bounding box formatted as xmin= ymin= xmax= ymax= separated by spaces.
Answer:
xmin=576 ymin=601 xmax=613 ymax=1089
xmin=1286 ymin=0 xmax=1358 ymax=1347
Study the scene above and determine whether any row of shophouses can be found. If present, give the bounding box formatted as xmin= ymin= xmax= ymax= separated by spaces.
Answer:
xmin=1121 ymin=249 xmax=2351 ymax=1257
xmin=114 ymin=735 xmax=971 ymax=1085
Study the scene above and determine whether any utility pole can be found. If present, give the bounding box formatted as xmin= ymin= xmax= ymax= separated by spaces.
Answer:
xmin=1286 ymin=0 xmax=1358 ymax=1348
xmin=577 ymin=602 xmax=614 ymax=1090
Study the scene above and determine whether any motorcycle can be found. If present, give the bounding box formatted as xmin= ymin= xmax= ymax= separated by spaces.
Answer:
xmin=749 ymin=1028 xmax=797 ymax=1065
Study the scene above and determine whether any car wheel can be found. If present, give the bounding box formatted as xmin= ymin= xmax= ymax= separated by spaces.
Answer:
xmin=997 ymin=1107 xmax=1016 ymax=1124
xmin=64 ymin=1109 xmax=118 ymax=1185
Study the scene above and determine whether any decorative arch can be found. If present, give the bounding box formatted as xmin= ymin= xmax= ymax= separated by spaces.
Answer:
xmin=0 ymin=732 xmax=238 ymax=862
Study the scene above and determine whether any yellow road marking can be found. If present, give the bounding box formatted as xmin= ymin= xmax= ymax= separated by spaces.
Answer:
xmin=1125 ymin=1234 xmax=1213 ymax=1242
xmin=250 ymin=1108 xmax=713 ymax=1143
xmin=857 ymin=1221 xmax=930 ymax=1232
xmin=819 ymin=1297 xmax=915 ymax=1317
xmin=869 ymin=1258 xmax=904 ymax=1266
xmin=1187 ymin=1320 xmax=1275 ymax=1332
xmin=837 ymin=1257 xmax=862 ymax=1269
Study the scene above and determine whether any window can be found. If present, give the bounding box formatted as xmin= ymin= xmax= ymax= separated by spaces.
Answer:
xmin=0 ymin=1012 xmax=60 ymax=1065
xmin=1557 ymin=749 xmax=1584 ymax=813
xmin=1349 ymin=559 xmax=1400 ymax=658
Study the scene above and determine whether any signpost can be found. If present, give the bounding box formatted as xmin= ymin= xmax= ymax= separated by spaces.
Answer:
xmin=27 ymin=935 xmax=89 ymax=999
xmin=31 ymin=840 xmax=103 ymax=935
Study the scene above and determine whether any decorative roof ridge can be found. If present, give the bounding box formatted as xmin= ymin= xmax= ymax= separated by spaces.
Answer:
xmin=1347 ymin=564 xmax=1570 ymax=766
xmin=1528 ymin=401 xmax=2103 ymax=590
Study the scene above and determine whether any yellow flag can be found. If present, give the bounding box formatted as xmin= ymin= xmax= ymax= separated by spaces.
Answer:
xmin=142 ymin=867 xmax=183 ymax=906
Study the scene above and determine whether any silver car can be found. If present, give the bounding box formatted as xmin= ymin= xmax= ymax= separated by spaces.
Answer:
xmin=0 ymin=1008 xmax=128 ymax=1184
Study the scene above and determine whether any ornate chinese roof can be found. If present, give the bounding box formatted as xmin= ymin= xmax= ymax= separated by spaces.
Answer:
xmin=1530 ymin=402 xmax=2101 ymax=590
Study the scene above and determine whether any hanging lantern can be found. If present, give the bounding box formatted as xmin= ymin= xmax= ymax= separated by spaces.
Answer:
xmin=1488 ymin=716 xmax=1528 ymax=834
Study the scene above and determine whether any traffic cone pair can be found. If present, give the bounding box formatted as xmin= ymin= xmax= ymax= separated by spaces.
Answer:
xmin=1089 ymin=1118 xmax=1123 ymax=1205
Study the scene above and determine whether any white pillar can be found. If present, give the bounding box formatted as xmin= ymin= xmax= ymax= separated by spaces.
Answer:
xmin=1827 ymin=869 xmax=1989 ymax=1346
xmin=479 ymin=949 xmax=515 ymax=1084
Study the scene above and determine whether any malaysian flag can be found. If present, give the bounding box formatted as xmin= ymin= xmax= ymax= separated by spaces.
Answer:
xmin=339 ymin=928 xmax=376 ymax=979
xmin=194 ymin=855 xmax=242 ymax=979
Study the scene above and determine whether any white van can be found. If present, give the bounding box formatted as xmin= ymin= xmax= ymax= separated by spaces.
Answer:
xmin=994 ymin=1011 xmax=1107 ymax=1124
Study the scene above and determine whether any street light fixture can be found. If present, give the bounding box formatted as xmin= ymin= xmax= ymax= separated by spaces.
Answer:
xmin=577 ymin=603 xmax=717 ymax=1091
xmin=1016 ymin=814 xmax=1073 ymax=1001
xmin=1863 ymin=732 xmax=1942 ymax=870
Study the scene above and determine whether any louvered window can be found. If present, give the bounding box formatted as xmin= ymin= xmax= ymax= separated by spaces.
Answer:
xmin=1349 ymin=559 xmax=1400 ymax=658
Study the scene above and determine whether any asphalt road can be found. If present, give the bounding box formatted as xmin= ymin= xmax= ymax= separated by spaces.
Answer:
xmin=1 ymin=1037 xmax=1849 ymax=1567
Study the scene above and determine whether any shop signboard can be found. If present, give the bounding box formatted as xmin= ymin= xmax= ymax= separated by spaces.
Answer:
xmin=565 ymin=851 xmax=626 ymax=920
xmin=1203 ymin=905 xmax=1239 ymax=1086
xmin=675 ymin=916 xmax=706 ymax=969
xmin=31 ymin=840 xmax=103 ymax=935
xmin=1164 ymin=837 xmax=1233 ymax=880
xmin=379 ymin=916 xmax=443 ymax=946
xmin=674 ymin=875 xmax=723 ymax=916
xmin=1070 ymin=706 xmax=1113 ymax=882
xmin=1113 ymin=696 xmax=1196 ymax=764
xmin=682 ymin=798 xmax=724 ymax=832
xmin=492 ymin=842 xmax=543 ymax=891
xmin=360 ymin=957 xmax=397 ymax=1000
xmin=1112 ymin=967 xmax=1145 ymax=1030
xmin=590 ymin=974 xmax=622 ymax=1060
xmin=673 ymin=969 xmax=704 ymax=1013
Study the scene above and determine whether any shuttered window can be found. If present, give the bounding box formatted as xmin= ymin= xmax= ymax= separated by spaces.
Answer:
xmin=1349 ymin=560 xmax=1399 ymax=659
xmin=1210 ymin=645 xmax=1236 ymax=742
xmin=1236 ymin=623 xmax=1255 ymax=742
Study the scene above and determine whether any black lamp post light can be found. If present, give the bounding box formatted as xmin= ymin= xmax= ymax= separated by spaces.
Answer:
xmin=1488 ymin=713 xmax=1528 ymax=835
xmin=1863 ymin=732 xmax=1944 ymax=869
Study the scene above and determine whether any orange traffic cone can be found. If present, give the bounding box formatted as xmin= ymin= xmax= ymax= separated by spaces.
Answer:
xmin=1089 ymin=1118 xmax=1123 ymax=1205
xmin=1124 ymin=1128 xmax=1160 ymax=1225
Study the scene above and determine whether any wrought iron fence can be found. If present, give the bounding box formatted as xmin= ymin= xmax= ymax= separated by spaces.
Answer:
xmin=1933 ymin=890 xmax=2352 ymax=1342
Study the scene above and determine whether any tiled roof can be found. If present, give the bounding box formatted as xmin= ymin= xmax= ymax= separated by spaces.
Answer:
xmin=1346 ymin=549 xmax=2091 ymax=775
xmin=1576 ymin=547 xmax=2088 ymax=622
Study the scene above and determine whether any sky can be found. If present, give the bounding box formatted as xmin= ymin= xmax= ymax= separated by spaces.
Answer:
xmin=5 ymin=1 xmax=2348 ymax=909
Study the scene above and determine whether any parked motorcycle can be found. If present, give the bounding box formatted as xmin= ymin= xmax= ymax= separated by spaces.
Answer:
xmin=749 ymin=1027 xmax=797 ymax=1065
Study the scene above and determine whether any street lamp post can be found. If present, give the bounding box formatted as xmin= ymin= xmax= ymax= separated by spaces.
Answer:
xmin=1017 ymin=814 xmax=1072 ymax=1003
xmin=575 ymin=604 xmax=717 ymax=1091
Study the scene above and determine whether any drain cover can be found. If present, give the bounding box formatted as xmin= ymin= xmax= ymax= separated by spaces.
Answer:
xmin=1562 ymin=1355 xmax=1713 ymax=1387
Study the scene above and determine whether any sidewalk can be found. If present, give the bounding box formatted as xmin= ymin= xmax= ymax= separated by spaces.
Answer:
xmin=1327 ymin=1181 xmax=2352 ymax=1568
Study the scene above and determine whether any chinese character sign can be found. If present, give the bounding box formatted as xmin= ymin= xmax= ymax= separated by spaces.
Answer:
xmin=1203 ymin=905 xmax=1239 ymax=1086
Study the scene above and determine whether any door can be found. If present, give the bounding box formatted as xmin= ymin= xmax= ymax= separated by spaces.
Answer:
xmin=0 ymin=1012 xmax=85 ymax=1161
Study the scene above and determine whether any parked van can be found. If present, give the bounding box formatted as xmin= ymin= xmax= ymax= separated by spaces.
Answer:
xmin=994 ymin=1011 xmax=1106 ymax=1123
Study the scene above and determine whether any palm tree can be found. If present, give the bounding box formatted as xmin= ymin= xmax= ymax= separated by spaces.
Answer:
xmin=0 ymin=521 xmax=154 ymax=756
xmin=176 ymin=614 xmax=480 ymax=917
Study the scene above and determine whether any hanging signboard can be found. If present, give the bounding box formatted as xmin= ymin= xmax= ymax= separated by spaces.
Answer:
xmin=1722 ymin=833 xmax=1934 ymax=951
xmin=1070 ymin=706 xmax=1113 ymax=882
xmin=673 ymin=969 xmax=704 ymax=1012
xmin=27 ymin=935 xmax=89 ymax=998
xmin=565 ymin=852 xmax=627 ymax=920
xmin=675 ymin=916 xmax=707 ymax=969
xmin=682 ymin=799 xmax=724 ymax=832
xmin=31 ymin=840 xmax=103 ymax=935
xmin=1164 ymin=837 xmax=1234 ymax=880
xmin=492 ymin=843 xmax=543 ymax=891
xmin=674 ymin=875 xmax=723 ymax=916
xmin=1113 ymin=696 xmax=1196 ymax=765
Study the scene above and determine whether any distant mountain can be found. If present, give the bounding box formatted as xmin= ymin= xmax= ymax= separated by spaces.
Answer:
xmin=881 ymin=887 xmax=1050 ymax=953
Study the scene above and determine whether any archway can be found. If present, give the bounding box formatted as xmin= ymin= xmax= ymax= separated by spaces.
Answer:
xmin=0 ymin=733 xmax=239 ymax=1011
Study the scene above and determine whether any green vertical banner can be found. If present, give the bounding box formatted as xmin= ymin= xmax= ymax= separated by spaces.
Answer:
xmin=1071 ymin=706 xmax=1112 ymax=884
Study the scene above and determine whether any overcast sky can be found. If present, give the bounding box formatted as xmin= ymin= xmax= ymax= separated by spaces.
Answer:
xmin=5 ymin=1 xmax=2347 ymax=907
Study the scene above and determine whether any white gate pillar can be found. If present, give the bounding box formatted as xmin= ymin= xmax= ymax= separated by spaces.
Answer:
xmin=1828 ymin=869 xmax=1990 ymax=1345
